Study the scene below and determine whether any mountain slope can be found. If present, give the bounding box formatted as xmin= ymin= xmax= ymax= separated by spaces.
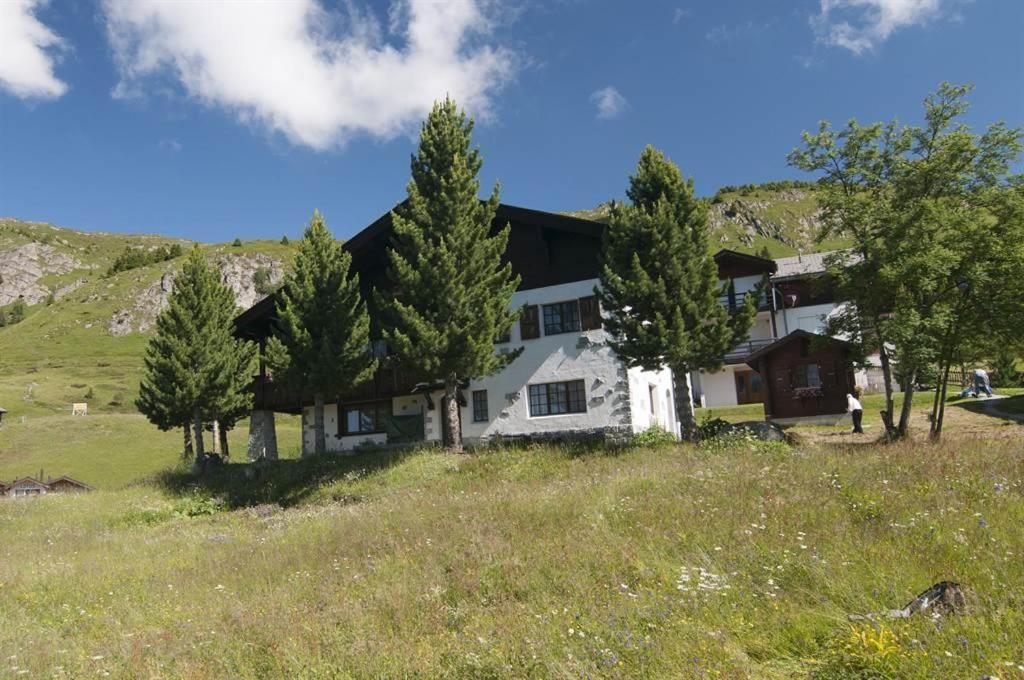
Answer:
xmin=0 ymin=218 xmax=294 ymax=420
xmin=566 ymin=181 xmax=851 ymax=257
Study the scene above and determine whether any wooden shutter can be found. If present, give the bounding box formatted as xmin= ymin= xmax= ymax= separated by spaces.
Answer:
xmin=520 ymin=305 xmax=540 ymax=339
xmin=579 ymin=295 xmax=601 ymax=330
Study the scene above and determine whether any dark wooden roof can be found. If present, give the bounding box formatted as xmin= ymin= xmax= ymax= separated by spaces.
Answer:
xmin=744 ymin=329 xmax=851 ymax=366
xmin=713 ymin=249 xmax=777 ymax=277
xmin=235 ymin=202 xmax=607 ymax=337
xmin=47 ymin=476 xmax=94 ymax=490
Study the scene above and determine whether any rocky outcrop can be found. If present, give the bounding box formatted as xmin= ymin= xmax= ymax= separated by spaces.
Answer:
xmin=107 ymin=254 xmax=284 ymax=336
xmin=0 ymin=243 xmax=85 ymax=306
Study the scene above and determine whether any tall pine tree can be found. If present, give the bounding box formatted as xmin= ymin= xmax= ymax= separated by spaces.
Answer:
xmin=266 ymin=210 xmax=375 ymax=456
xmin=137 ymin=247 xmax=255 ymax=466
xmin=598 ymin=146 xmax=757 ymax=441
xmin=379 ymin=97 xmax=520 ymax=452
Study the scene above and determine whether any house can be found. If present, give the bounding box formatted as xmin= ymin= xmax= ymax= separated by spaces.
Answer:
xmin=744 ymin=330 xmax=856 ymax=424
xmin=0 ymin=475 xmax=93 ymax=498
xmin=692 ymin=249 xmax=886 ymax=413
xmin=234 ymin=203 xmax=677 ymax=458
xmin=4 ymin=477 xmax=51 ymax=498
xmin=45 ymin=476 xmax=94 ymax=494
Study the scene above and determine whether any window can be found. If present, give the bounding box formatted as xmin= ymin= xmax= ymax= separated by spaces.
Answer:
xmin=520 ymin=305 xmax=540 ymax=340
xmin=543 ymin=300 xmax=581 ymax=335
xmin=528 ymin=380 xmax=587 ymax=416
xmin=791 ymin=364 xmax=822 ymax=388
xmin=579 ymin=295 xmax=602 ymax=330
xmin=341 ymin=401 xmax=390 ymax=435
xmin=472 ymin=390 xmax=489 ymax=422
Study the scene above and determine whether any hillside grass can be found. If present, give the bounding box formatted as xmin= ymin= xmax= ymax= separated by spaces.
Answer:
xmin=0 ymin=413 xmax=303 ymax=488
xmin=1 ymin=436 xmax=1021 ymax=678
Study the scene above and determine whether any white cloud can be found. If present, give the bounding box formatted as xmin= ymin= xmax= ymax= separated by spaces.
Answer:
xmin=813 ymin=0 xmax=945 ymax=54
xmin=101 ymin=0 xmax=517 ymax=150
xmin=158 ymin=138 xmax=182 ymax=152
xmin=0 ymin=0 xmax=68 ymax=100
xmin=590 ymin=86 xmax=627 ymax=120
xmin=673 ymin=8 xmax=691 ymax=25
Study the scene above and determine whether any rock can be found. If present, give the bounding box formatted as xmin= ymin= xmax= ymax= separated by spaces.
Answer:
xmin=719 ymin=420 xmax=789 ymax=442
xmin=107 ymin=254 xmax=283 ymax=335
xmin=849 ymin=581 xmax=969 ymax=621
xmin=0 ymin=242 xmax=83 ymax=306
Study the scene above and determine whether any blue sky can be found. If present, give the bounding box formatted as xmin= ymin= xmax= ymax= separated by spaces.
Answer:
xmin=1 ymin=0 xmax=1021 ymax=242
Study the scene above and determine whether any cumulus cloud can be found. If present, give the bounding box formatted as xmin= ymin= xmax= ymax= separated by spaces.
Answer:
xmin=0 ymin=0 xmax=68 ymax=100
xmin=590 ymin=86 xmax=627 ymax=120
xmin=813 ymin=0 xmax=945 ymax=54
xmin=101 ymin=0 xmax=517 ymax=150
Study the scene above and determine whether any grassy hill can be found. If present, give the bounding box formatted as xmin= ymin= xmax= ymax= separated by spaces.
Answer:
xmin=566 ymin=181 xmax=852 ymax=258
xmin=2 ymin=436 xmax=1021 ymax=677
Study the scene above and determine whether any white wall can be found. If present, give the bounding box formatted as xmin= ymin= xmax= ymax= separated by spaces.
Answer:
xmin=698 ymin=366 xmax=740 ymax=407
xmin=779 ymin=302 xmax=842 ymax=336
xmin=749 ymin=312 xmax=774 ymax=341
xmin=460 ymin=278 xmax=639 ymax=441
xmin=302 ymin=278 xmax=673 ymax=450
xmin=731 ymin=274 xmax=763 ymax=297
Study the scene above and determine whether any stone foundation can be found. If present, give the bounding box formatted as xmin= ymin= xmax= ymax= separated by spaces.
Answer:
xmin=247 ymin=409 xmax=279 ymax=461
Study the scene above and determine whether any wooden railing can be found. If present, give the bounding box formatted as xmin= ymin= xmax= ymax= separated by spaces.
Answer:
xmin=724 ymin=338 xmax=776 ymax=364
xmin=251 ymin=364 xmax=421 ymax=411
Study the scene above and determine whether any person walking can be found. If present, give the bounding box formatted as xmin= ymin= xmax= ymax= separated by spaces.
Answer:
xmin=847 ymin=392 xmax=864 ymax=434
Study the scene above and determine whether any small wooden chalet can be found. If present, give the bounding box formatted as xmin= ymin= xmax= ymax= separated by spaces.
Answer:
xmin=744 ymin=330 xmax=856 ymax=423
xmin=0 ymin=475 xmax=93 ymax=498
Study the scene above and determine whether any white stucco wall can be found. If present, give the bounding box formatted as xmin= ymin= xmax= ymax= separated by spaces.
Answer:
xmin=749 ymin=312 xmax=774 ymax=341
xmin=698 ymin=366 xmax=741 ymax=407
xmin=731 ymin=274 xmax=763 ymax=297
xmin=779 ymin=302 xmax=842 ymax=336
xmin=301 ymin=278 xmax=677 ymax=450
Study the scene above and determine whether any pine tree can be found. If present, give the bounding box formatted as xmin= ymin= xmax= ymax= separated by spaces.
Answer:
xmin=379 ymin=97 xmax=520 ymax=452
xmin=137 ymin=247 xmax=255 ymax=466
xmin=266 ymin=211 xmax=375 ymax=456
xmin=599 ymin=146 xmax=757 ymax=441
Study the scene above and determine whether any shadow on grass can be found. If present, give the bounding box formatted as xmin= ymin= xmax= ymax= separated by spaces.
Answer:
xmin=948 ymin=395 xmax=1024 ymax=421
xmin=156 ymin=447 xmax=420 ymax=509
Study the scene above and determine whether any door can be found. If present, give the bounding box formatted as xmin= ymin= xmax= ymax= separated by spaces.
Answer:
xmin=734 ymin=370 xmax=764 ymax=405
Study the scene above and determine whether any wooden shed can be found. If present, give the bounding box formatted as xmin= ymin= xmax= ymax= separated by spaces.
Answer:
xmin=46 ymin=476 xmax=94 ymax=493
xmin=745 ymin=330 xmax=855 ymax=424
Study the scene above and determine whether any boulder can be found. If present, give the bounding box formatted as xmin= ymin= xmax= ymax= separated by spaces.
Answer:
xmin=719 ymin=420 xmax=789 ymax=442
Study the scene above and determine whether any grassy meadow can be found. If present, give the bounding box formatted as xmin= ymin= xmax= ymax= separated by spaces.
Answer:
xmin=2 ymin=429 xmax=1022 ymax=678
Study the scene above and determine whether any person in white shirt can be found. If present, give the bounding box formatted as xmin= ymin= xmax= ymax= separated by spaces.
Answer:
xmin=846 ymin=392 xmax=864 ymax=434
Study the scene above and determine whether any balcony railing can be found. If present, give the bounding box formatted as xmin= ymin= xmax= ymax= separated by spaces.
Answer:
xmin=724 ymin=338 xmax=776 ymax=364
xmin=718 ymin=289 xmax=772 ymax=313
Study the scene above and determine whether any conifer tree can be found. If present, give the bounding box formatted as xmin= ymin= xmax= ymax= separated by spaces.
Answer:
xmin=266 ymin=211 xmax=375 ymax=456
xmin=599 ymin=146 xmax=757 ymax=441
xmin=379 ymin=97 xmax=520 ymax=452
xmin=137 ymin=247 xmax=255 ymax=466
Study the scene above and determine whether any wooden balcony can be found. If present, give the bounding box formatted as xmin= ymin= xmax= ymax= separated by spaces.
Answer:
xmin=724 ymin=338 xmax=776 ymax=364
xmin=251 ymin=364 xmax=421 ymax=412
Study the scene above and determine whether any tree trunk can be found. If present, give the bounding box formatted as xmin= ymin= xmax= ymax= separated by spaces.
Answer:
xmin=183 ymin=425 xmax=194 ymax=459
xmin=674 ymin=369 xmax=697 ymax=442
xmin=932 ymin=363 xmax=952 ymax=441
xmin=219 ymin=424 xmax=230 ymax=459
xmin=313 ymin=392 xmax=326 ymax=456
xmin=192 ymin=408 xmax=205 ymax=466
xmin=896 ymin=368 xmax=916 ymax=439
xmin=877 ymin=343 xmax=898 ymax=440
xmin=442 ymin=379 xmax=463 ymax=452
xmin=929 ymin=360 xmax=945 ymax=439
xmin=211 ymin=419 xmax=222 ymax=455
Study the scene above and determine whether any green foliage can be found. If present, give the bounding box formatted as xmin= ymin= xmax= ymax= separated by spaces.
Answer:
xmin=252 ymin=266 xmax=275 ymax=296
xmin=598 ymin=146 xmax=757 ymax=439
xmin=713 ymin=179 xmax=817 ymax=200
xmin=267 ymin=211 xmax=375 ymax=455
xmin=630 ymin=425 xmax=677 ymax=447
xmin=696 ymin=415 xmax=732 ymax=439
xmin=990 ymin=349 xmax=1022 ymax=387
xmin=788 ymin=82 xmax=1024 ymax=439
xmin=378 ymin=97 xmax=520 ymax=450
xmin=106 ymin=243 xmax=184 ymax=276
xmin=0 ymin=298 xmax=28 ymax=327
xmin=136 ymin=247 xmax=255 ymax=458
xmin=280 ymin=235 xmax=290 ymax=245
xmin=231 ymin=238 xmax=243 ymax=247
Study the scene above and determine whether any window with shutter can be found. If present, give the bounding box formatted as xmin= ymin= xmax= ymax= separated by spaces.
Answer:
xmin=520 ymin=305 xmax=540 ymax=339
xmin=579 ymin=295 xmax=601 ymax=330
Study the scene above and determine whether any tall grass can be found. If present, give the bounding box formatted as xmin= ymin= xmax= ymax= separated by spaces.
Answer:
xmin=1 ymin=437 xmax=1021 ymax=677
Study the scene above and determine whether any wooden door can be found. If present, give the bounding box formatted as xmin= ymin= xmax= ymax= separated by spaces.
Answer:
xmin=735 ymin=370 xmax=764 ymax=405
